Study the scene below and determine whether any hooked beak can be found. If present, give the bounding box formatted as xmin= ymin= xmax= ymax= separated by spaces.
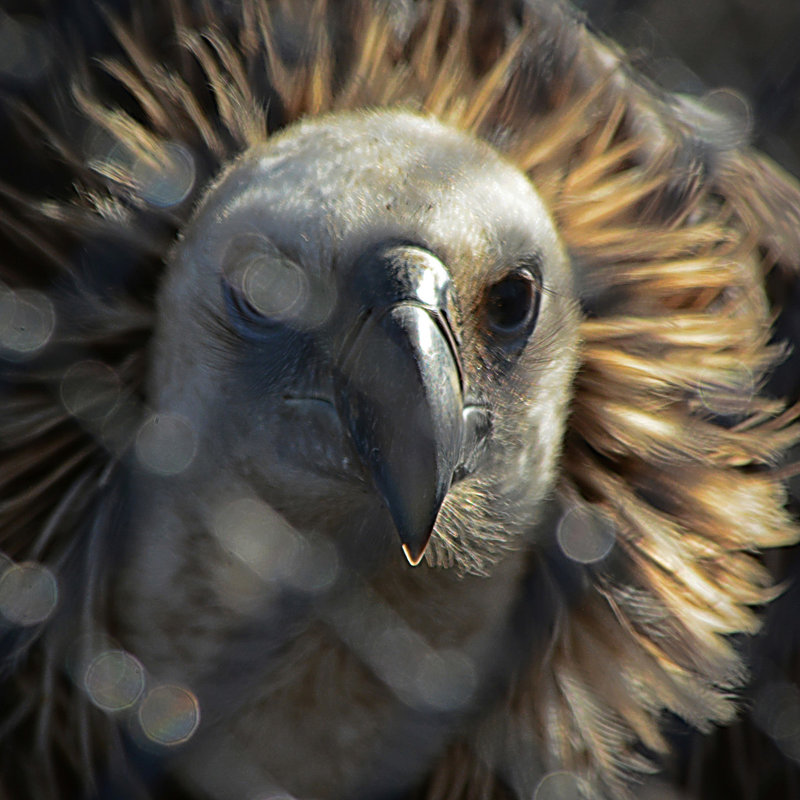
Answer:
xmin=335 ymin=245 xmax=485 ymax=565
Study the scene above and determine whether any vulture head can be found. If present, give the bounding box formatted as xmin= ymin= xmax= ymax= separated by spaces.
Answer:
xmin=1 ymin=2 xmax=800 ymax=799
xmin=134 ymin=110 xmax=577 ymax=577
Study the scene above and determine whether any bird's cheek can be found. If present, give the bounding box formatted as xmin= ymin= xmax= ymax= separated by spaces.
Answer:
xmin=228 ymin=399 xmax=361 ymax=494
xmin=283 ymin=400 xmax=355 ymax=470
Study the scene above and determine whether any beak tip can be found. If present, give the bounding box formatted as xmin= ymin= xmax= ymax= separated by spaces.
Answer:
xmin=401 ymin=541 xmax=428 ymax=567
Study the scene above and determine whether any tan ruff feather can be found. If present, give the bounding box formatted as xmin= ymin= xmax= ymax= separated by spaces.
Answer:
xmin=1 ymin=1 xmax=799 ymax=799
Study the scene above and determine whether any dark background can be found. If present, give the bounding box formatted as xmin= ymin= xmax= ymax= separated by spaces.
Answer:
xmin=579 ymin=0 xmax=800 ymax=178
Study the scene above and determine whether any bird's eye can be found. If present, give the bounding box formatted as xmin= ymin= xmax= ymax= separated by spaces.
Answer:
xmin=484 ymin=268 xmax=540 ymax=339
xmin=221 ymin=237 xmax=310 ymax=331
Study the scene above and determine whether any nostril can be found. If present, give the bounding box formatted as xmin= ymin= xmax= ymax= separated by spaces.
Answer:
xmin=453 ymin=405 xmax=491 ymax=483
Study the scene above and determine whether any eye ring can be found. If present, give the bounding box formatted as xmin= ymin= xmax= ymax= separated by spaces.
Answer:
xmin=484 ymin=268 xmax=541 ymax=339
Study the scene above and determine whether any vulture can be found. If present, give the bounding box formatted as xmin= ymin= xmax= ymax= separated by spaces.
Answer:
xmin=1 ymin=1 xmax=800 ymax=799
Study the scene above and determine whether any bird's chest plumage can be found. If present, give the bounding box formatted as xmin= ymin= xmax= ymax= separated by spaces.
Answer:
xmin=170 ymin=622 xmax=403 ymax=798
xmin=116 ymin=506 xmax=528 ymax=799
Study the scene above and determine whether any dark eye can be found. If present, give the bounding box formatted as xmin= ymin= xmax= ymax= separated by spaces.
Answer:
xmin=484 ymin=268 xmax=540 ymax=338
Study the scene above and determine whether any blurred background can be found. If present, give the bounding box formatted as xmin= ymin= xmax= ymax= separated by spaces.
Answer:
xmin=579 ymin=0 xmax=800 ymax=176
